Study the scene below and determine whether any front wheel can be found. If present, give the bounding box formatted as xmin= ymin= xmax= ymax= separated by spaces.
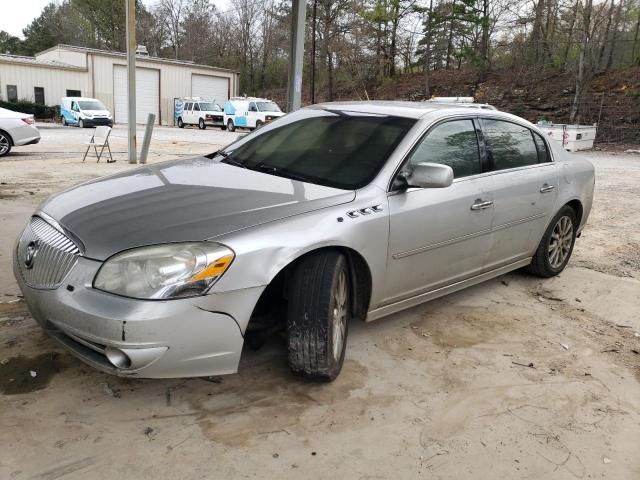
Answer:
xmin=198 ymin=118 xmax=206 ymax=130
xmin=61 ymin=116 xmax=67 ymax=126
xmin=227 ymin=119 xmax=235 ymax=132
xmin=177 ymin=117 xmax=184 ymax=128
xmin=78 ymin=119 xmax=84 ymax=128
xmin=287 ymin=251 xmax=350 ymax=382
xmin=255 ymin=120 xmax=263 ymax=129
xmin=526 ymin=206 xmax=578 ymax=277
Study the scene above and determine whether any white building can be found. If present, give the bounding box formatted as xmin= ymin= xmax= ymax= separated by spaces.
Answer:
xmin=0 ymin=44 xmax=239 ymax=125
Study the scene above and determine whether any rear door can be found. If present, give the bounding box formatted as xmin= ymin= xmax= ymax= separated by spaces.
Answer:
xmin=480 ymin=118 xmax=559 ymax=269
xmin=384 ymin=118 xmax=494 ymax=304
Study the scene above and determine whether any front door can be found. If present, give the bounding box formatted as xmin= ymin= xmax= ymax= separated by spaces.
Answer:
xmin=384 ymin=118 xmax=494 ymax=304
xmin=480 ymin=119 xmax=559 ymax=269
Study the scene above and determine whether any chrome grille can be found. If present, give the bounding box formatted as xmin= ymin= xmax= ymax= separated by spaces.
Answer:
xmin=16 ymin=216 xmax=81 ymax=289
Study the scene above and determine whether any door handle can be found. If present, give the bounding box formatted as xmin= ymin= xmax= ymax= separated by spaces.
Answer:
xmin=470 ymin=200 xmax=493 ymax=210
xmin=540 ymin=184 xmax=555 ymax=193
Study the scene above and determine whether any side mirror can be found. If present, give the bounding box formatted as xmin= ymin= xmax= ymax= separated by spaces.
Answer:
xmin=406 ymin=162 xmax=454 ymax=189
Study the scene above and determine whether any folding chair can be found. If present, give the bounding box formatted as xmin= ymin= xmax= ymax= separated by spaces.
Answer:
xmin=82 ymin=126 xmax=114 ymax=163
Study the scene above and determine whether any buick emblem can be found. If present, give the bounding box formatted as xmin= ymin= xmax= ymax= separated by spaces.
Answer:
xmin=24 ymin=241 xmax=38 ymax=269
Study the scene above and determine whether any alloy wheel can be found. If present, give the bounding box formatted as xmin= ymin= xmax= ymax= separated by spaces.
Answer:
xmin=0 ymin=134 xmax=9 ymax=155
xmin=548 ymin=215 xmax=573 ymax=269
xmin=331 ymin=270 xmax=348 ymax=362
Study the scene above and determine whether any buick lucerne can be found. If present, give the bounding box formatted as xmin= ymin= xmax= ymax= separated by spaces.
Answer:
xmin=14 ymin=102 xmax=595 ymax=381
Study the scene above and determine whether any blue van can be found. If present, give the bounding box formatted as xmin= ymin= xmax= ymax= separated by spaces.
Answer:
xmin=61 ymin=97 xmax=113 ymax=128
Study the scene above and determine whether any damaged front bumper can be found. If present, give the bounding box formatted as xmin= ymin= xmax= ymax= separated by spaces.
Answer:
xmin=14 ymin=255 xmax=265 ymax=378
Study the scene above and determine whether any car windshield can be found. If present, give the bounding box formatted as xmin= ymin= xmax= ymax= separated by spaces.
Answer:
xmin=257 ymin=101 xmax=281 ymax=112
xmin=216 ymin=110 xmax=415 ymax=190
xmin=78 ymin=100 xmax=106 ymax=110
xmin=200 ymin=102 xmax=221 ymax=111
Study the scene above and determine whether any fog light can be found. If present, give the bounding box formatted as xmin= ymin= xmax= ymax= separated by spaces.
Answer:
xmin=105 ymin=346 xmax=132 ymax=369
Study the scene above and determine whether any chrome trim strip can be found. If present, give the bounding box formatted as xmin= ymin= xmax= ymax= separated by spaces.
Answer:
xmin=392 ymin=213 xmax=547 ymax=259
xmin=366 ymin=258 xmax=531 ymax=321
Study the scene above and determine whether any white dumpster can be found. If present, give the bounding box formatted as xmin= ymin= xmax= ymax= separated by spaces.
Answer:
xmin=536 ymin=123 xmax=597 ymax=152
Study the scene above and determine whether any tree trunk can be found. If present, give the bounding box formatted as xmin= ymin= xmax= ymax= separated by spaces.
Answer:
xmin=605 ymin=0 xmax=624 ymax=70
xmin=479 ymin=0 xmax=490 ymax=81
xmin=597 ymin=0 xmax=615 ymax=70
xmin=632 ymin=12 xmax=640 ymax=65
xmin=570 ymin=0 xmax=593 ymax=123
xmin=562 ymin=0 xmax=580 ymax=69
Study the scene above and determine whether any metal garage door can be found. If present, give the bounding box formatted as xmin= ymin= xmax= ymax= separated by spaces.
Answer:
xmin=191 ymin=74 xmax=229 ymax=105
xmin=113 ymin=65 xmax=159 ymax=124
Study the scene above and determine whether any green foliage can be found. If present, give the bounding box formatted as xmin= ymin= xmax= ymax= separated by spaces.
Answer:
xmin=0 ymin=31 xmax=25 ymax=55
xmin=511 ymin=104 xmax=526 ymax=117
xmin=0 ymin=100 xmax=59 ymax=119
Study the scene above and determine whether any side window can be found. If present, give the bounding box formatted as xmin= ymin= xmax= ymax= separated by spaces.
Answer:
xmin=249 ymin=102 xmax=258 ymax=112
xmin=408 ymin=119 xmax=481 ymax=178
xmin=185 ymin=102 xmax=192 ymax=111
xmin=482 ymin=119 xmax=539 ymax=170
xmin=193 ymin=103 xmax=200 ymax=111
xmin=72 ymin=102 xmax=79 ymax=112
xmin=532 ymin=131 xmax=551 ymax=163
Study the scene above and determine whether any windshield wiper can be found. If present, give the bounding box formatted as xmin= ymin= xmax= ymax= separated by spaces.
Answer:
xmin=215 ymin=151 xmax=246 ymax=168
xmin=249 ymin=162 xmax=311 ymax=183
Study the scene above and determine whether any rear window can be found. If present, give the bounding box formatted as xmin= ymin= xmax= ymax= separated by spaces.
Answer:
xmin=482 ymin=119 xmax=539 ymax=170
xmin=220 ymin=110 xmax=416 ymax=189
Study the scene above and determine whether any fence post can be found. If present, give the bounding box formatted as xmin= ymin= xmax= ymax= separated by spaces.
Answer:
xmin=139 ymin=113 xmax=155 ymax=164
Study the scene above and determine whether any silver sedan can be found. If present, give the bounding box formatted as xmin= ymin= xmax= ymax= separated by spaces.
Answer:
xmin=14 ymin=102 xmax=594 ymax=381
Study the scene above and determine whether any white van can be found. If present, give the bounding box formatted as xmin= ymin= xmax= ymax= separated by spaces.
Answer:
xmin=61 ymin=97 xmax=113 ymax=128
xmin=175 ymin=98 xmax=225 ymax=130
xmin=223 ymin=97 xmax=285 ymax=132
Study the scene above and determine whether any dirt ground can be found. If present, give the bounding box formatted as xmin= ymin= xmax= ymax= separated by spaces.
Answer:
xmin=1 ymin=125 xmax=639 ymax=480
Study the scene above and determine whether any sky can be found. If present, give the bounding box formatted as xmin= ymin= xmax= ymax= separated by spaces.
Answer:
xmin=0 ymin=0 xmax=230 ymax=39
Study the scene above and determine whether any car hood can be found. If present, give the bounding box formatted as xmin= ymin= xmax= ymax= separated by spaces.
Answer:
xmin=82 ymin=109 xmax=111 ymax=117
xmin=40 ymin=157 xmax=355 ymax=260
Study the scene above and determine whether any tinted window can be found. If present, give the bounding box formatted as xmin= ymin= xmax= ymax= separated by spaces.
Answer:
xmin=185 ymin=102 xmax=192 ymax=111
xmin=194 ymin=103 xmax=200 ymax=111
xmin=249 ymin=102 xmax=258 ymax=112
xmin=219 ymin=111 xmax=415 ymax=190
xmin=34 ymin=87 xmax=45 ymax=105
xmin=483 ymin=119 xmax=538 ymax=170
xmin=532 ymin=131 xmax=551 ymax=163
xmin=7 ymin=85 xmax=17 ymax=102
xmin=66 ymin=89 xmax=81 ymax=97
xmin=408 ymin=119 xmax=481 ymax=178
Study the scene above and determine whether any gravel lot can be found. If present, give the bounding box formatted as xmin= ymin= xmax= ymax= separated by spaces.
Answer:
xmin=1 ymin=124 xmax=639 ymax=480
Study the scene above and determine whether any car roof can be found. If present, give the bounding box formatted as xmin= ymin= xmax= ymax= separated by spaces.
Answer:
xmin=309 ymin=100 xmax=501 ymax=119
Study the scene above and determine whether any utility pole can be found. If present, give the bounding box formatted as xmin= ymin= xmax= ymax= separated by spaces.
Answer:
xmin=310 ymin=0 xmax=317 ymax=104
xmin=287 ymin=0 xmax=307 ymax=112
xmin=126 ymin=0 xmax=137 ymax=164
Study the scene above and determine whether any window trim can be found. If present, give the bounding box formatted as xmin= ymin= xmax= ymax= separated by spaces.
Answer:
xmin=479 ymin=117 xmax=554 ymax=173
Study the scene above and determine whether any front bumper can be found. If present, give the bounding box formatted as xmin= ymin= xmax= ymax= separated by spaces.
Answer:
xmin=82 ymin=118 xmax=113 ymax=127
xmin=14 ymin=255 xmax=264 ymax=378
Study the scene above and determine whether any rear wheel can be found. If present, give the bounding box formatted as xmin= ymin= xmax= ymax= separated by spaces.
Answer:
xmin=287 ymin=251 xmax=350 ymax=382
xmin=177 ymin=117 xmax=184 ymax=128
xmin=527 ymin=206 xmax=578 ymax=277
xmin=198 ymin=118 xmax=206 ymax=130
xmin=0 ymin=132 xmax=12 ymax=156
xmin=227 ymin=119 xmax=235 ymax=132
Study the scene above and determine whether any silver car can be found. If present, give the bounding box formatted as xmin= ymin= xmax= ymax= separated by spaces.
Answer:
xmin=14 ymin=102 xmax=594 ymax=381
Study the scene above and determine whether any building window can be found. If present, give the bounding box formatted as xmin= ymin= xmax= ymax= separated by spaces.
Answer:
xmin=66 ymin=89 xmax=81 ymax=97
xmin=7 ymin=85 xmax=17 ymax=102
xmin=34 ymin=87 xmax=45 ymax=105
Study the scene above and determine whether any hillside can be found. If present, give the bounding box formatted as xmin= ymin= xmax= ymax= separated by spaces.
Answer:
xmin=268 ymin=67 xmax=640 ymax=146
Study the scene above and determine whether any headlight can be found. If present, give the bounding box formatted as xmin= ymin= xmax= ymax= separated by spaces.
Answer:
xmin=93 ymin=243 xmax=234 ymax=299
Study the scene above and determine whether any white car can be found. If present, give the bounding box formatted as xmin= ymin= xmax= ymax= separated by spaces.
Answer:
xmin=176 ymin=99 xmax=225 ymax=130
xmin=0 ymin=107 xmax=41 ymax=157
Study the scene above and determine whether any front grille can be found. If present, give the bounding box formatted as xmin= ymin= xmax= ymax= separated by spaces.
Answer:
xmin=16 ymin=216 xmax=82 ymax=289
